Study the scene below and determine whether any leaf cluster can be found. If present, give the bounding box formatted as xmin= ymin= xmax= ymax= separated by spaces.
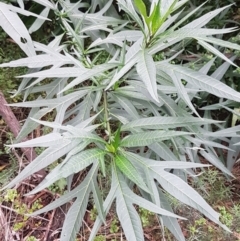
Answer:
xmin=0 ymin=1 xmax=240 ymax=241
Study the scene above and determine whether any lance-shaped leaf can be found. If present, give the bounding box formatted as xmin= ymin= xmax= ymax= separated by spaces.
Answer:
xmin=28 ymin=148 xmax=106 ymax=195
xmin=90 ymin=161 xmax=185 ymax=241
xmin=7 ymin=133 xmax=63 ymax=148
xmin=196 ymin=36 xmax=240 ymax=52
xmin=0 ymin=54 xmax=71 ymax=68
xmin=0 ymin=3 xmax=35 ymax=56
xmin=16 ymin=107 xmax=52 ymax=142
xmin=199 ymin=148 xmax=234 ymax=177
xmin=149 ymin=26 xmax=236 ymax=56
xmin=120 ymin=130 xmax=191 ymax=147
xmin=117 ymin=0 xmax=144 ymax=31
xmin=203 ymin=125 xmax=240 ymax=138
xmin=91 ymin=178 xmax=105 ymax=224
xmin=134 ymin=0 xmax=148 ymax=22
xmin=1 ymin=138 xmax=81 ymax=190
xmin=155 ymin=170 xmax=230 ymax=231
xmin=121 ymin=117 xmax=222 ymax=131
xmin=136 ymin=50 xmax=159 ymax=102
xmin=115 ymin=154 xmax=150 ymax=193
xmin=32 ymin=0 xmax=55 ymax=9
xmin=28 ymin=119 xmax=105 ymax=144
xmin=124 ymin=151 xmax=230 ymax=232
xmin=30 ymin=164 xmax=98 ymax=216
xmin=114 ymin=165 xmax=184 ymax=241
xmin=227 ymin=137 xmax=240 ymax=171
xmin=29 ymin=7 xmax=50 ymax=34
xmin=17 ymin=0 xmax=24 ymax=9
xmin=112 ymin=94 xmax=140 ymax=120
xmin=149 ymin=142 xmax=180 ymax=162
xmin=89 ymin=30 xmax=143 ymax=48
xmin=158 ymin=63 xmax=240 ymax=103
xmin=88 ymin=164 xmax=119 ymax=241
xmin=197 ymin=40 xmax=237 ymax=67
xmin=7 ymin=90 xmax=88 ymax=108
xmin=30 ymin=164 xmax=100 ymax=241
xmin=60 ymin=164 xmax=99 ymax=241
xmin=183 ymin=4 xmax=233 ymax=29
xmin=158 ymin=188 xmax=186 ymax=241
xmin=171 ymin=71 xmax=200 ymax=117
xmin=105 ymin=52 xmax=140 ymax=90
xmin=61 ymin=190 xmax=90 ymax=241
xmin=60 ymin=63 xmax=117 ymax=93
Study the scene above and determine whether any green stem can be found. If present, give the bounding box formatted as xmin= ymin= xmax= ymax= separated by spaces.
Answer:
xmin=103 ymin=91 xmax=111 ymax=140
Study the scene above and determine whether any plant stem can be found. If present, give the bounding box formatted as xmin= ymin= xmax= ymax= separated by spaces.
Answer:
xmin=103 ymin=91 xmax=111 ymax=140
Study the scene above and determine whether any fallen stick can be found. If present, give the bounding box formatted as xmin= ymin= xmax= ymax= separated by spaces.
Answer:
xmin=0 ymin=91 xmax=46 ymax=178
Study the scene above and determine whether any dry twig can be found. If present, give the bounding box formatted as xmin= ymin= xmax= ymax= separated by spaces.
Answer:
xmin=0 ymin=91 xmax=46 ymax=178
xmin=0 ymin=207 xmax=15 ymax=241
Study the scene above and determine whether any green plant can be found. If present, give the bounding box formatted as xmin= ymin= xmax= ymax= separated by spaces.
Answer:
xmin=93 ymin=235 xmax=106 ymax=241
xmin=139 ymin=207 xmax=154 ymax=227
xmin=4 ymin=188 xmax=18 ymax=202
xmin=90 ymin=205 xmax=98 ymax=221
xmin=219 ymin=206 xmax=233 ymax=227
xmin=26 ymin=236 xmax=38 ymax=241
xmin=1 ymin=1 xmax=240 ymax=241
xmin=187 ymin=217 xmax=206 ymax=238
xmin=110 ymin=218 xmax=119 ymax=234
xmin=194 ymin=169 xmax=232 ymax=204
xmin=2 ymin=189 xmax=43 ymax=231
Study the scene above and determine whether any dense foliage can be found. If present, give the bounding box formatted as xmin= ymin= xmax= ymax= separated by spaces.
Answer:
xmin=0 ymin=1 xmax=240 ymax=240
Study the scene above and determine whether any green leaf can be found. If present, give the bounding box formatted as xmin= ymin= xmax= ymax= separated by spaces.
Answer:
xmin=112 ymin=94 xmax=140 ymax=120
xmin=117 ymin=0 xmax=144 ymax=31
xmin=134 ymin=0 xmax=147 ymax=20
xmin=112 ymin=165 xmax=184 ymax=241
xmin=60 ymin=165 xmax=98 ymax=241
xmin=0 ymin=54 xmax=70 ymax=68
xmin=30 ymin=164 xmax=100 ymax=241
xmin=124 ymin=151 xmax=230 ymax=232
xmin=197 ymin=40 xmax=237 ymax=67
xmin=99 ymin=153 xmax=106 ymax=177
xmin=150 ymin=1 xmax=162 ymax=34
xmin=200 ymin=148 xmax=234 ymax=177
xmin=197 ymin=36 xmax=240 ymax=51
xmin=120 ymin=131 xmax=191 ymax=147
xmin=105 ymin=52 xmax=140 ymax=91
xmin=158 ymin=63 xmax=240 ymax=103
xmin=61 ymin=192 xmax=90 ymax=241
xmin=158 ymin=189 xmax=186 ymax=241
xmin=1 ymin=139 xmax=81 ymax=191
xmin=115 ymin=154 xmax=150 ymax=193
xmin=183 ymin=4 xmax=233 ymax=29
xmin=121 ymin=116 xmax=222 ymax=131
xmin=112 ymin=126 xmax=121 ymax=150
xmin=136 ymin=49 xmax=159 ymax=102
xmin=0 ymin=3 xmax=35 ymax=57
xmin=7 ymin=90 xmax=88 ymax=108
xmin=115 ymin=167 xmax=144 ymax=241
xmin=8 ymin=133 xmax=62 ymax=148
xmin=88 ymin=166 xmax=119 ymax=241
xmin=106 ymin=143 xmax=116 ymax=153
xmin=134 ymin=0 xmax=147 ymax=18
xmin=27 ymin=148 xmax=106 ymax=195
xmin=91 ymin=178 xmax=105 ymax=224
